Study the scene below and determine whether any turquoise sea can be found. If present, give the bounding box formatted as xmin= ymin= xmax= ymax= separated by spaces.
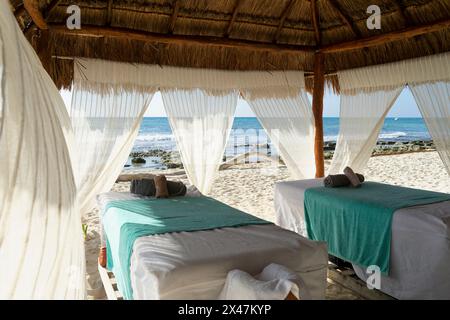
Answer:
xmin=133 ymin=117 xmax=430 ymax=151
xmin=127 ymin=117 xmax=431 ymax=169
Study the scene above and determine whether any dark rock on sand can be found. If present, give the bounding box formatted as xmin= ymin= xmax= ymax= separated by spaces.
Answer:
xmin=131 ymin=157 xmax=146 ymax=164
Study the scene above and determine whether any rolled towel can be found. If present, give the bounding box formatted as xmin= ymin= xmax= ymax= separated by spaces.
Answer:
xmin=167 ymin=180 xmax=187 ymax=196
xmin=130 ymin=178 xmax=156 ymax=196
xmin=324 ymin=173 xmax=364 ymax=188
xmin=343 ymin=166 xmax=362 ymax=188
xmin=131 ymin=178 xmax=187 ymax=197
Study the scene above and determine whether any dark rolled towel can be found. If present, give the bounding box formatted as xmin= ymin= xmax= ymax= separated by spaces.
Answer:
xmin=167 ymin=180 xmax=187 ymax=197
xmin=343 ymin=166 xmax=362 ymax=188
xmin=130 ymin=178 xmax=156 ymax=196
xmin=324 ymin=173 xmax=365 ymax=188
xmin=130 ymin=178 xmax=141 ymax=194
xmin=131 ymin=178 xmax=187 ymax=197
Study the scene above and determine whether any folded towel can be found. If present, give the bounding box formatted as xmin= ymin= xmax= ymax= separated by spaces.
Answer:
xmin=218 ymin=263 xmax=309 ymax=300
xmin=324 ymin=173 xmax=365 ymax=188
xmin=343 ymin=166 xmax=362 ymax=188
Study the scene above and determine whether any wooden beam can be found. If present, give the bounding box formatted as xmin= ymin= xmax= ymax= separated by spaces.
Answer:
xmin=225 ymin=0 xmax=242 ymax=37
xmin=310 ymin=0 xmax=321 ymax=45
xmin=320 ymin=18 xmax=450 ymax=53
xmin=21 ymin=0 xmax=60 ymax=33
xmin=168 ymin=0 xmax=180 ymax=34
xmin=274 ymin=0 xmax=296 ymax=43
xmin=24 ymin=0 xmax=48 ymax=29
xmin=106 ymin=0 xmax=113 ymax=26
xmin=312 ymin=52 xmax=325 ymax=178
xmin=327 ymin=0 xmax=361 ymax=37
xmin=49 ymin=24 xmax=315 ymax=54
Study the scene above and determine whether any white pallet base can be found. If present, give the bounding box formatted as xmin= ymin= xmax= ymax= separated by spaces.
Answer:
xmin=98 ymin=263 xmax=123 ymax=300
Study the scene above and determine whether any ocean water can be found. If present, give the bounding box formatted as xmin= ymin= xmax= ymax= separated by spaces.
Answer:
xmin=128 ymin=117 xmax=431 ymax=169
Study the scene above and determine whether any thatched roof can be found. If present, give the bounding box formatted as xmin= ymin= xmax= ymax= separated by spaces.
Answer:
xmin=10 ymin=0 xmax=450 ymax=92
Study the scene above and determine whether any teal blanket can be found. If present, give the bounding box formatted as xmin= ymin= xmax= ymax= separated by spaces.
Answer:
xmin=102 ymin=196 xmax=271 ymax=300
xmin=304 ymin=182 xmax=450 ymax=274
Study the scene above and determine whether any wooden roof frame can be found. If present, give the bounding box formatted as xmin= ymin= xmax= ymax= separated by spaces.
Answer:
xmin=20 ymin=1 xmax=450 ymax=63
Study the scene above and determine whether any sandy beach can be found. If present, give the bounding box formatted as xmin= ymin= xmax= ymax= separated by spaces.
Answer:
xmin=83 ymin=151 xmax=450 ymax=300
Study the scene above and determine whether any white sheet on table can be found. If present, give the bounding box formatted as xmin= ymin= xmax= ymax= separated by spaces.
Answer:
xmin=274 ymin=179 xmax=450 ymax=299
xmin=130 ymin=224 xmax=327 ymax=300
xmin=97 ymin=192 xmax=328 ymax=300
xmin=275 ymin=179 xmax=324 ymax=237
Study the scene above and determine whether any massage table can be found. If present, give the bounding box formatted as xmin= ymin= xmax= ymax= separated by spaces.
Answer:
xmin=274 ymin=179 xmax=450 ymax=300
xmin=97 ymin=192 xmax=328 ymax=300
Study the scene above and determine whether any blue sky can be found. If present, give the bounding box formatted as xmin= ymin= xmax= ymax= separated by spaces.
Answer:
xmin=60 ymin=86 xmax=422 ymax=118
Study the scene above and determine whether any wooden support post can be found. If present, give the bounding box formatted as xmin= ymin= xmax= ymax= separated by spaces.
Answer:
xmin=312 ymin=52 xmax=325 ymax=178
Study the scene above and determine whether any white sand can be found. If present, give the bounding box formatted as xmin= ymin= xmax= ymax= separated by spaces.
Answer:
xmin=82 ymin=151 xmax=450 ymax=299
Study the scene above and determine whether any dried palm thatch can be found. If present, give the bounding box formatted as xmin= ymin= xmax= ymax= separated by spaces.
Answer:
xmin=10 ymin=0 xmax=450 ymax=92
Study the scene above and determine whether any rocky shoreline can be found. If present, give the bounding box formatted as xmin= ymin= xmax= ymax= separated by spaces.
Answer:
xmin=129 ymin=140 xmax=436 ymax=168
xmin=323 ymin=139 xmax=435 ymax=160
xmin=130 ymin=149 xmax=184 ymax=169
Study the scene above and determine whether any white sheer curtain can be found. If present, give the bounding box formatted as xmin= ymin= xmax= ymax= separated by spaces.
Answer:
xmin=71 ymin=58 xmax=308 ymax=204
xmin=0 ymin=3 xmax=85 ymax=299
xmin=71 ymin=61 xmax=154 ymax=213
xmin=329 ymin=88 xmax=402 ymax=174
xmin=161 ymin=89 xmax=238 ymax=194
xmin=331 ymin=52 xmax=450 ymax=174
xmin=243 ymin=88 xmax=315 ymax=179
xmin=411 ymin=82 xmax=450 ymax=175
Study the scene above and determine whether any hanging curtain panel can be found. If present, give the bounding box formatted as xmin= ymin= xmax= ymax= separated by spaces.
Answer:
xmin=243 ymin=88 xmax=316 ymax=179
xmin=331 ymin=52 xmax=450 ymax=175
xmin=337 ymin=52 xmax=450 ymax=95
xmin=72 ymin=58 xmax=307 ymax=204
xmin=71 ymin=63 xmax=154 ymax=214
xmin=0 ymin=3 xmax=85 ymax=299
xmin=161 ymin=89 xmax=238 ymax=194
xmin=329 ymin=88 xmax=403 ymax=174
xmin=411 ymin=82 xmax=450 ymax=175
